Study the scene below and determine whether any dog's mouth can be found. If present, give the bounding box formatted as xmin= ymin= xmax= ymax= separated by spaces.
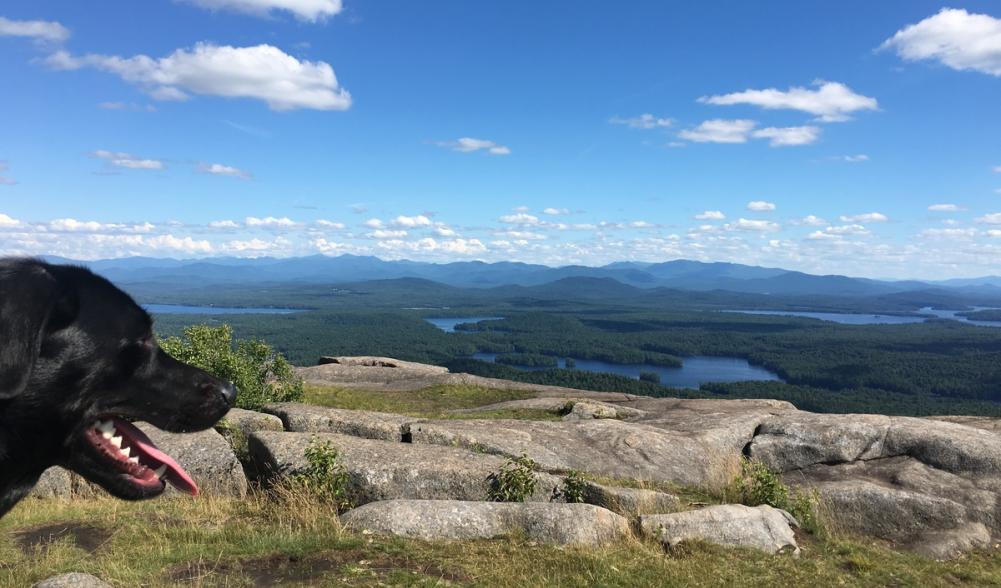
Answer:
xmin=82 ymin=418 xmax=199 ymax=496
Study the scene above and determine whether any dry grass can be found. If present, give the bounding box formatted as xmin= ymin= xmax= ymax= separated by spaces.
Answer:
xmin=303 ymin=384 xmax=552 ymax=420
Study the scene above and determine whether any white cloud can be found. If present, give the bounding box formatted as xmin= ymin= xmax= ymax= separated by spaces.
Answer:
xmin=495 ymin=230 xmax=547 ymax=240
xmin=434 ymin=226 xmax=457 ymax=237
xmin=376 ymin=237 xmax=487 ymax=256
xmin=746 ymin=200 xmax=776 ymax=212
xmin=678 ymin=119 xmax=756 ymax=143
xmin=0 ymin=16 xmax=69 ymax=43
xmin=987 ymin=230 xmax=1001 ymax=238
xmin=543 ymin=207 xmax=570 ymax=216
xmin=363 ymin=218 xmax=384 ymax=229
xmin=928 ymin=203 xmax=964 ymax=212
xmin=209 ymin=220 xmax=240 ymax=229
xmin=796 ymin=215 xmax=828 ymax=226
xmin=310 ymin=238 xmax=349 ymax=253
xmin=47 ymin=219 xmax=155 ymax=233
xmin=0 ymin=213 xmax=22 ymax=228
xmin=609 ymin=114 xmax=673 ymax=129
xmin=246 ymin=216 xmax=295 ymax=228
xmin=145 ymin=234 xmax=213 ymax=253
xmin=369 ymin=229 xmax=408 ymax=239
xmin=751 ymin=125 xmax=821 ymax=147
xmin=391 ymin=214 xmax=432 ymax=228
xmin=435 ymin=137 xmax=511 ymax=155
xmin=881 ymin=8 xmax=1001 ymax=77
xmin=840 ymin=212 xmax=888 ymax=223
xmin=728 ymin=218 xmax=780 ymax=232
xmin=840 ymin=154 xmax=870 ymax=163
xmin=698 ymin=81 xmax=878 ymax=123
xmin=499 ymin=212 xmax=540 ymax=225
xmin=199 ymin=162 xmax=250 ymax=179
xmin=225 ymin=238 xmax=273 ymax=252
xmin=98 ymin=101 xmax=156 ymax=112
xmin=178 ymin=0 xmax=343 ymax=21
xmin=695 ymin=210 xmax=725 ymax=220
xmin=976 ymin=213 xmax=1001 ymax=225
xmin=45 ymin=43 xmax=351 ymax=111
xmin=92 ymin=150 xmax=164 ymax=170
xmin=825 ymin=224 xmax=870 ymax=236
xmin=630 ymin=221 xmax=655 ymax=228
xmin=921 ymin=228 xmax=978 ymax=238
xmin=315 ymin=219 xmax=345 ymax=229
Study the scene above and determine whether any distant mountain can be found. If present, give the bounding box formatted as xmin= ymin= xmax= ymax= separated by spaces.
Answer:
xmin=34 ymin=253 xmax=1001 ymax=301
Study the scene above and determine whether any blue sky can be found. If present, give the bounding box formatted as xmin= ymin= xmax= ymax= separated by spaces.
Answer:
xmin=1 ymin=1 xmax=1000 ymax=278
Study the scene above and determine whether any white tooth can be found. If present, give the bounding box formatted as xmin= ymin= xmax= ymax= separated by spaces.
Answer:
xmin=121 ymin=446 xmax=131 ymax=458
xmin=97 ymin=421 xmax=115 ymax=435
xmin=154 ymin=465 xmax=167 ymax=478
xmin=111 ymin=436 xmax=122 ymax=449
xmin=129 ymin=456 xmax=139 ymax=464
xmin=102 ymin=431 xmax=113 ymax=440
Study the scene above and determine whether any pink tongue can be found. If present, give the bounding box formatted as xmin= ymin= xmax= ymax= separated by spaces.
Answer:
xmin=113 ymin=420 xmax=200 ymax=496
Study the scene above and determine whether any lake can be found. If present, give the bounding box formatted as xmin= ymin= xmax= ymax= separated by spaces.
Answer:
xmin=145 ymin=304 xmax=301 ymax=315
xmin=725 ymin=308 xmax=1001 ymax=327
xmin=425 ymin=317 xmax=503 ymax=333
xmin=471 ymin=352 xmax=782 ymax=390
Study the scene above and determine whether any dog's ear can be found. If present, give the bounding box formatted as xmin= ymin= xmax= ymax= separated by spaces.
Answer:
xmin=0 ymin=263 xmax=69 ymax=399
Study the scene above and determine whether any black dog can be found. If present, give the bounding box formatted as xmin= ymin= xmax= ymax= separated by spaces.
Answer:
xmin=0 ymin=258 xmax=237 ymax=516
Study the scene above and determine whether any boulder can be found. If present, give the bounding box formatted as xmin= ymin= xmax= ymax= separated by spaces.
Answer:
xmin=564 ymin=401 xmax=621 ymax=420
xmin=450 ymin=397 xmax=647 ymax=420
xmin=220 ymin=408 xmax=284 ymax=435
xmin=341 ymin=500 xmax=630 ymax=546
xmin=408 ymin=416 xmax=762 ymax=489
xmin=263 ymin=403 xmax=415 ymax=441
xmin=640 ymin=505 xmax=799 ymax=555
xmin=582 ymin=482 xmax=681 ymax=516
xmin=248 ymin=431 xmax=560 ymax=505
xmin=33 ymin=573 xmax=112 ymax=588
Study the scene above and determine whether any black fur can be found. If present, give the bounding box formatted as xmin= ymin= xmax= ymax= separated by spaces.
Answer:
xmin=0 ymin=258 xmax=236 ymax=516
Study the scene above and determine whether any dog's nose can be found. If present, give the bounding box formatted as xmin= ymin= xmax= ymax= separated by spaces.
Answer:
xmin=219 ymin=381 xmax=238 ymax=407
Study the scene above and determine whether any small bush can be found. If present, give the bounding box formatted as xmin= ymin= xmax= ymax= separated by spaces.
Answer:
xmin=726 ymin=458 xmax=821 ymax=533
xmin=487 ymin=454 xmax=538 ymax=502
xmin=552 ymin=469 xmax=587 ymax=503
xmin=291 ymin=438 xmax=352 ymax=513
xmin=161 ymin=324 xmax=304 ymax=410
xmin=214 ymin=419 xmax=249 ymax=464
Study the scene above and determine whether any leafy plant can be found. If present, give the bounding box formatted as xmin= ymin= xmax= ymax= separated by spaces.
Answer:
xmin=160 ymin=324 xmax=304 ymax=410
xmin=552 ymin=469 xmax=587 ymax=503
xmin=726 ymin=458 xmax=821 ymax=533
xmin=487 ymin=454 xmax=538 ymax=502
xmin=214 ymin=419 xmax=249 ymax=464
xmin=291 ymin=438 xmax=352 ymax=512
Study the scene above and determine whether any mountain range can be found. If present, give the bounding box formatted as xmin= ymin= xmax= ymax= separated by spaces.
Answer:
xmin=38 ymin=254 xmax=1001 ymax=300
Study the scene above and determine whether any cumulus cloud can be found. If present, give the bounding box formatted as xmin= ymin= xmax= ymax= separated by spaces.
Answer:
xmin=795 ymin=215 xmax=828 ymax=226
xmin=840 ymin=212 xmax=888 ymax=223
xmin=543 ymin=207 xmax=570 ymax=216
xmin=368 ymin=229 xmax=408 ymax=239
xmin=881 ymin=8 xmax=1001 ymax=77
xmin=92 ymin=150 xmax=164 ymax=170
xmin=499 ymin=212 xmax=540 ymax=225
xmin=48 ymin=219 xmax=155 ymax=233
xmin=435 ymin=137 xmax=511 ymax=155
xmin=246 ymin=216 xmax=295 ymax=228
xmin=363 ymin=218 xmax=384 ymax=229
xmin=928 ymin=203 xmax=964 ymax=212
xmin=751 ymin=125 xmax=821 ymax=147
xmin=198 ymin=162 xmax=250 ymax=179
xmin=209 ymin=220 xmax=240 ymax=229
xmin=695 ymin=210 xmax=726 ymax=220
xmin=728 ymin=218 xmax=780 ymax=232
xmin=678 ymin=119 xmax=756 ymax=144
xmin=609 ymin=114 xmax=673 ymax=129
xmin=178 ymin=0 xmax=343 ymax=21
xmin=45 ymin=43 xmax=351 ymax=111
xmin=0 ymin=213 xmax=22 ymax=228
xmin=0 ymin=16 xmax=69 ymax=43
xmin=698 ymin=81 xmax=878 ymax=122
xmin=315 ymin=219 xmax=345 ymax=229
xmin=921 ymin=227 xmax=978 ymax=238
xmin=391 ymin=214 xmax=432 ymax=228
xmin=746 ymin=200 xmax=776 ymax=212
xmin=976 ymin=213 xmax=1001 ymax=225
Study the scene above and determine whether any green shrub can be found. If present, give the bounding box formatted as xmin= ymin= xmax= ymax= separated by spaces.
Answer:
xmin=214 ymin=419 xmax=249 ymax=464
xmin=726 ymin=458 xmax=821 ymax=533
xmin=552 ymin=469 xmax=587 ymax=503
xmin=160 ymin=324 xmax=304 ymax=410
xmin=487 ymin=454 xmax=538 ymax=502
xmin=291 ymin=438 xmax=352 ymax=512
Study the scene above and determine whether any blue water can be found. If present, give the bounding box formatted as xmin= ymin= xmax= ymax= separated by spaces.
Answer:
xmin=145 ymin=304 xmax=301 ymax=315
xmin=425 ymin=317 xmax=503 ymax=333
xmin=472 ymin=352 xmax=782 ymax=390
xmin=726 ymin=308 xmax=1001 ymax=328
xmin=725 ymin=310 xmax=926 ymax=325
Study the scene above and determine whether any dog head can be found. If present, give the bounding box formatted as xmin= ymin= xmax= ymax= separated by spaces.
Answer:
xmin=0 ymin=259 xmax=237 ymax=502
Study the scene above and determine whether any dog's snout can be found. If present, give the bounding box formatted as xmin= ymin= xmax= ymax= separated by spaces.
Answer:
xmin=219 ymin=381 xmax=238 ymax=407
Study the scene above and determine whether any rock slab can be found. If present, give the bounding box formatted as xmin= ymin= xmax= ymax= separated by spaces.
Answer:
xmin=263 ymin=403 xmax=414 ymax=441
xmin=342 ymin=499 xmax=630 ymax=546
xmin=640 ymin=504 xmax=799 ymax=555
xmin=33 ymin=573 xmax=112 ymax=588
